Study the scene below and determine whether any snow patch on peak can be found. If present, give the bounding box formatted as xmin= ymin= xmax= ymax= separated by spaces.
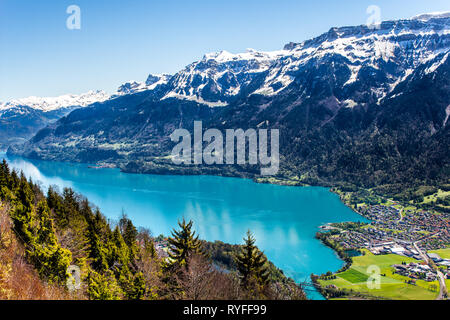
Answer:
xmin=411 ymin=12 xmax=450 ymax=21
xmin=444 ymin=105 xmax=450 ymax=126
xmin=203 ymin=50 xmax=234 ymax=62
xmin=145 ymin=74 xmax=172 ymax=86
xmin=115 ymin=74 xmax=172 ymax=97
xmin=116 ymin=81 xmax=148 ymax=95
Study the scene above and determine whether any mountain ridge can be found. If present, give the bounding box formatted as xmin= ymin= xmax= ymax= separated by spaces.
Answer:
xmin=7 ymin=13 xmax=450 ymax=194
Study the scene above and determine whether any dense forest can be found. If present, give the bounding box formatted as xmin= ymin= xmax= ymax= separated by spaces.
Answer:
xmin=0 ymin=159 xmax=305 ymax=300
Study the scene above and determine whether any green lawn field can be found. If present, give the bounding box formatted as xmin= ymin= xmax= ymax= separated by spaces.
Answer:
xmin=319 ymin=250 xmax=440 ymax=300
xmin=429 ymin=248 xmax=450 ymax=259
xmin=338 ymin=268 xmax=369 ymax=283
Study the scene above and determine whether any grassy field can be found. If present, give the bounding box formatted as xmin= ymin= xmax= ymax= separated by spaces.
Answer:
xmin=422 ymin=189 xmax=450 ymax=204
xmin=319 ymin=250 xmax=440 ymax=300
xmin=429 ymin=248 xmax=450 ymax=259
xmin=338 ymin=269 xmax=369 ymax=283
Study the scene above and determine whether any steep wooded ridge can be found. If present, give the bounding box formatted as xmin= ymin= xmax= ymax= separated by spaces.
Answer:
xmin=8 ymin=14 xmax=450 ymax=193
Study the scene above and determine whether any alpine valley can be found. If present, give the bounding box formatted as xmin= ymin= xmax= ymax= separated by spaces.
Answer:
xmin=2 ymin=10 xmax=450 ymax=302
xmin=6 ymin=13 xmax=450 ymax=197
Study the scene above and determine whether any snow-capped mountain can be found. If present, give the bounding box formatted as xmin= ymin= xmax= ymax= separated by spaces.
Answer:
xmin=156 ymin=12 xmax=449 ymax=107
xmin=272 ymin=12 xmax=450 ymax=97
xmin=0 ymin=90 xmax=110 ymax=113
xmin=161 ymin=49 xmax=287 ymax=107
xmin=1 ymin=73 xmax=172 ymax=113
xmin=8 ymin=13 xmax=450 ymax=189
xmin=7 ymin=12 xmax=448 ymax=115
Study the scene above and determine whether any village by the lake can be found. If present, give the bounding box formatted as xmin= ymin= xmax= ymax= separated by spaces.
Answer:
xmin=315 ymin=190 xmax=449 ymax=300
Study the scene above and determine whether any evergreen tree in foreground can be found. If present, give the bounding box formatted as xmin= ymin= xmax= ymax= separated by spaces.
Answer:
xmin=87 ymin=269 xmax=122 ymax=300
xmin=235 ymin=230 xmax=269 ymax=289
xmin=167 ymin=218 xmax=203 ymax=268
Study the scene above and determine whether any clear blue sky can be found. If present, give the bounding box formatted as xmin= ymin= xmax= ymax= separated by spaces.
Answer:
xmin=0 ymin=0 xmax=449 ymax=101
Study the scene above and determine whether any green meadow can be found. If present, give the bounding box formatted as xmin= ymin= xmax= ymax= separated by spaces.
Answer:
xmin=338 ymin=269 xmax=369 ymax=283
xmin=319 ymin=250 xmax=440 ymax=300
xmin=429 ymin=248 xmax=450 ymax=259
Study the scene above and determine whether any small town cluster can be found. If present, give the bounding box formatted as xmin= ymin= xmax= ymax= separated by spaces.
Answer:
xmin=322 ymin=203 xmax=450 ymax=282
xmin=392 ymin=257 xmax=444 ymax=283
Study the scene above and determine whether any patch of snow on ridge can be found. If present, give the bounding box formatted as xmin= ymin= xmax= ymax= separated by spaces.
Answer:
xmin=116 ymin=81 xmax=148 ymax=96
xmin=202 ymin=48 xmax=287 ymax=63
xmin=411 ymin=12 xmax=450 ymax=21
xmin=444 ymin=105 xmax=450 ymax=127
xmin=425 ymin=52 xmax=450 ymax=74
xmin=162 ymin=92 xmax=228 ymax=108
xmin=115 ymin=74 xmax=172 ymax=97
xmin=343 ymin=99 xmax=358 ymax=109
xmin=344 ymin=65 xmax=362 ymax=86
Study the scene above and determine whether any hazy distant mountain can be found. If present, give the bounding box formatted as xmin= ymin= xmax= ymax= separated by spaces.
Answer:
xmin=0 ymin=75 xmax=171 ymax=150
xmin=0 ymin=90 xmax=110 ymax=149
xmin=9 ymin=13 xmax=450 ymax=190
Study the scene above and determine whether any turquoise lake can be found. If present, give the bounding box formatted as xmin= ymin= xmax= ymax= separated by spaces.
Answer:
xmin=1 ymin=152 xmax=367 ymax=299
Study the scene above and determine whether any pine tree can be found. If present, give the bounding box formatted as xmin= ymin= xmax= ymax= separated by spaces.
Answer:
xmin=86 ymin=210 xmax=109 ymax=272
xmin=131 ymin=272 xmax=147 ymax=299
xmin=111 ymin=226 xmax=131 ymax=269
xmin=235 ymin=230 xmax=269 ymax=288
xmin=61 ymin=188 xmax=79 ymax=227
xmin=110 ymin=226 xmax=148 ymax=300
xmin=144 ymin=235 xmax=156 ymax=259
xmin=9 ymin=170 xmax=19 ymax=191
xmin=87 ymin=269 xmax=123 ymax=300
xmin=118 ymin=269 xmax=146 ymax=300
xmin=31 ymin=201 xmax=72 ymax=283
xmin=47 ymin=186 xmax=64 ymax=219
xmin=16 ymin=174 xmax=34 ymax=210
xmin=11 ymin=177 xmax=35 ymax=244
xmin=167 ymin=218 xmax=203 ymax=268
xmin=118 ymin=213 xmax=138 ymax=261
xmin=12 ymin=197 xmax=71 ymax=283
xmin=0 ymin=160 xmax=10 ymax=189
